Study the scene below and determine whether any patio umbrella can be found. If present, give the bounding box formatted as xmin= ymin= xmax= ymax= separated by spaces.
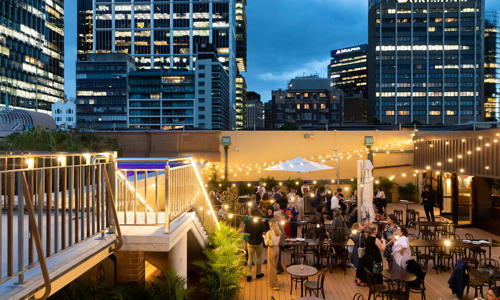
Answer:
xmin=361 ymin=159 xmax=376 ymax=221
xmin=264 ymin=157 xmax=334 ymax=173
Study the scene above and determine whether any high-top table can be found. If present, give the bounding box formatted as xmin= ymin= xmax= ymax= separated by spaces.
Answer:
xmin=287 ymin=264 xmax=318 ymax=297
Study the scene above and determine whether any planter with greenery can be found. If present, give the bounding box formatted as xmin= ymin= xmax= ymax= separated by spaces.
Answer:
xmin=376 ymin=177 xmax=396 ymax=203
xmin=259 ymin=176 xmax=278 ymax=190
xmin=397 ymin=183 xmax=417 ymax=202
xmin=194 ymin=222 xmax=246 ymax=300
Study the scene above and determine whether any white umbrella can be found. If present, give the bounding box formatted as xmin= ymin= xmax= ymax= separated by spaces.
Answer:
xmin=361 ymin=159 xmax=376 ymax=221
xmin=264 ymin=157 xmax=334 ymax=173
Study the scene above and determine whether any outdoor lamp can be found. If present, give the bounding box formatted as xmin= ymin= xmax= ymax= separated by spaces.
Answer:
xmin=247 ymin=202 xmax=252 ymax=207
xmin=26 ymin=158 xmax=34 ymax=170
xmin=253 ymin=217 xmax=258 ymax=223
xmin=316 ymin=224 xmax=320 ymax=228
xmin=444 ymin=240 xmax=451 ymax=247
xmin=57 ymin=156 xmax=66 ymax=167
xmin=352 ymin=229 xmax=358 ymax=235
xmin=228 ymin=214 xmax=233 ymax=219
xmin=224 ymin=204 xmax=229 ymax=210
xmin=281 ymin=221 xmax=285 ymax=226
xmin=364 ymin=136 xmax=374 ymax=147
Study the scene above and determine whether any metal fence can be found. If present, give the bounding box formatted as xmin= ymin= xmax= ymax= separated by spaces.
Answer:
xmin=116 ymin=157 xmax=218 ymax=233
xmin=0 ymin=153 xmax=122 ymax=297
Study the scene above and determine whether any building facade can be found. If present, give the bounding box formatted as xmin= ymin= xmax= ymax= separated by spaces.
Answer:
xmin=368 ymin=0 xmax=485 ymax=125
xmin=76 ymin=54 xmax=136 ymax=130
xmin=0 ymin=0 xmax=64 ymax=112
xmin=77 ymin=0 xmax=236 ymax=125
xmin=195 ymin=52 xmax=230 ymax=130
xmin=245 ymin=91 xmax=264 ymax=130
xmin=52 ymin=99 xmax=76 ymax=130
xmin=329 ymin=44 xmax=368 ymax=98
xmin=269 ymin=76 xmax=343 ymax=130
xmin=235 ymin=0 xmax=247 ymax=73
xmin=128 ymin=70 xmax=195 ymax=130
xmin=485 ymin=11 xmax=500 ymax=122
xmin=235 ymin=75 xmax=246 ymax=129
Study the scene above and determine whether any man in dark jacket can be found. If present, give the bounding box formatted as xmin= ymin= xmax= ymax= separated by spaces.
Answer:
xmin=421 ymin=185 xmax=436 ymax=222
xmin=244 ymin=208 xmax=266 ymax=282
xmin=448 ymin=260 xmax=469 ymax=298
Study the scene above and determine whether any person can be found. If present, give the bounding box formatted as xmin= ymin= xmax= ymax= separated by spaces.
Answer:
xmin=337 ymin=188 xmax=347 ymax=215
xmin=383 ymin=214 xmax=399 ymax=268
xmin=264 ymin=206 xmax=274 ymax=231
xmin=256 ymin=182 xmax=266 ymax=201
xmin=355 ymin=224 xmax=386 ymax=286
xmin=244 ymin=209 xmax=266 ymax=282
xmin=421 ymin=185 xmax=436 ymax=222
xmin=350 ymin=222 xmax=363 ymax=270
xmin=264 ymin=220 xmax=282 ymax=290
xmin=331 ymin=191 xmax=341 ymax=212
xmin=288 ymin=202 xmax=299 ymax=238
xmin=259 ymin=193 xmax=272 ymax=215
xmin=312 ymin=187 xmax=321 ymax=209
xmin=487 ymin=287 xmax=500 ymax=300
xmin=391 ymin=227 xmax=411 ymax=269
xmin=374 ymin=187 xmax=386 ymax=215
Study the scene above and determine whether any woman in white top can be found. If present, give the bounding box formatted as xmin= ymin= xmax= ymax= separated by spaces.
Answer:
xmin=391 ymin=227 xmax=412 ymax=269
xmin=264 ymin=220 xmax=282 ymax=290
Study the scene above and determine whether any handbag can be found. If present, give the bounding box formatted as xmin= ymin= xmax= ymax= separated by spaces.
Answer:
xmin=357 ymin=234 xmax=365 ymax=258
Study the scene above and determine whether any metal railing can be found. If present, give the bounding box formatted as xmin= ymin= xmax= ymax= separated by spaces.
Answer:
xmin=116 ymin=157 xmax=218 ymax=233
xmin=0 ymin=153 xmax=122 ymax=299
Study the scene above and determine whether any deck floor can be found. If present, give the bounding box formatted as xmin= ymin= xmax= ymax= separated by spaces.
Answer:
xmin=238 ymin=203 xmax=500 ymax=300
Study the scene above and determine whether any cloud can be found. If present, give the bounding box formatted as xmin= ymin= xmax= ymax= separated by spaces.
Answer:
xmin=257 ymin=58 xmax=331 ymax=81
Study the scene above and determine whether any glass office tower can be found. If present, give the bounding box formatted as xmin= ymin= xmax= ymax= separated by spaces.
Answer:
xmin=485 ymin=11 xmax=500 ymax=122
xmin=0 ymin=0 xmax=64 ymax=112
xmin=235 ymin=74 xmax=246 ymax=129
xmin=77 ymin=0 xmax=236 ymax=126
xmin=368 ymin=0 xmax=485 ymax=125
xmin=329 ymin=45 xmax=368 ymax=98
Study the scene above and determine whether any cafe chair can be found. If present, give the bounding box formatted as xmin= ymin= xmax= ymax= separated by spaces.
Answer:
xmin=480 ymin=258 xmax=499 ymax=269
xmin=289 ymin=269 xmax=307 ymax=296
xmin=407 ymin=262 xmax=427 ymax=300
xmin=436 ymin=246 xmax=455 ymax=272
xmin=292 ymin=241 xmax=308 ymax=265
xmin=465 ymin=233 xmax=487 ymax=263
xmin=352 ymin=292 xmax=365 ymax=300
xmin=415 ymin=245 xmax=435 ymax=270
xmin=304 ymin=268 xmax=328 ymax=299
xmin=364 ymin=268 xmax=390 ymax=300
xmin=466 ymin=273 xmax=487 ymax=299
xmin=393 ymin=210 xmax=403 ymax=225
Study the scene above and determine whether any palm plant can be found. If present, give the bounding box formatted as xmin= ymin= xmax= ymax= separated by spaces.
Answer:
xmin=194 ymin=222 xmax=247 ymax=300
xmin=147 ymin=269 xmax=192 ymax=300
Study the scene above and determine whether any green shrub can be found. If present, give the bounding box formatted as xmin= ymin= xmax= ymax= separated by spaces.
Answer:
xmin=194 ymin=222 xmax=246 ymax=300
xmin=259 ymin=176 xmax=278 ymax=190
xmin=397 ymin=183 xmax=417 ymax=201
xmin=148 ymin=269 xmax=192 ymax=300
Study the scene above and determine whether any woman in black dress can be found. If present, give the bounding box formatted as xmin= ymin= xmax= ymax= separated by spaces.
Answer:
xmin=355 ymin=223 xmax=386 ymax=286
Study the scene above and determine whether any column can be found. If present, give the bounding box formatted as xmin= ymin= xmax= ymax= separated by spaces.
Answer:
xmin=167 ymin=234 xmax=187 ymax=286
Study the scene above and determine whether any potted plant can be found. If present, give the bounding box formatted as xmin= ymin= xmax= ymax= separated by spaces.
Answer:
xmin=376 ymin=177 xmax=396 ymax=203
xmin=397 ymin=183 xmax=417 ymax=202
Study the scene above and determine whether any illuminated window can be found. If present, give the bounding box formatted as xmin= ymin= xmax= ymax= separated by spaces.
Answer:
xmin=304 ymin=104 xmax=310 ymax=109
xmin=446 ymin=110 xmax=456 ymax=116
xmin=428 ymin=27 xmax=436 ymax=32
xmin=399 ymin=110 xmax=410 ymax=116
xmin=385 ymin=110 xmax=395 ymax=116
xmin=430 ymin=111 xmax=441 ymax=116
xmin=304 ymin=93 xmax=309 ymax=98
xmin=297 ymin=104 xmax=300 ymax=109
xmin=320 ymin=104 xmax=326 ymax=109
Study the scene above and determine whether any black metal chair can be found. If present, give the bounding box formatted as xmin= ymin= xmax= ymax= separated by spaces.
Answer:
xmin=304 ymin=268 xmax=328 ymax=299
xmin=292 ymin=241 xmax=308 ymax=265
xmin=352 ymin=293 xmax=365 ymax=300
xmin=393 ymin=209 xmax=404 ymax=225
xmin=365 ymin=267 xmax=390 ymax=300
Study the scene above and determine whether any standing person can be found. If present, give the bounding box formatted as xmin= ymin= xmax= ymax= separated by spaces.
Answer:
xmin=421 ymin=185 xmax=436 ymax=222
xmin=350 ymin=222 xmax=364 ymax=271
xmin=331 ymin=191 xmax=341 ymax=212
xmin=289 ymin=202 xmax=299 ymax=238
xmin=264 ymin=220 xmax=282 ymax=290
xmin=264 ymin=206 xmax=274 ymax=231
xmin=383 ymin=214 xmax=399 ymax=268
xmin=374 ymin=187 xmax=386 ymax=215
xmin=256 ymin=182 xmax=266 ymax=201
xmin=244 ymin=209 xmax=266 ymax=282
xmin=391 ymin=227 xmax=411 ymax=269
xmin=355 ymin=224 xmax=386 ymax=286
xmin=312 ymin=187 xmax=321 ymax=209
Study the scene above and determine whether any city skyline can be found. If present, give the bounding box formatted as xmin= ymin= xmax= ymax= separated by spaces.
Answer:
xmin=64 ymin=0 xmax=500 ymax=103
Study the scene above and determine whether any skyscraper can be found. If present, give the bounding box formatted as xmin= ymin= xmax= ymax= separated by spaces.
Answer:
xmin=368 ymin=0 xmax=485 ymax=125
xmin=329 ymin=45 xmax=368 ymax=98
xmin=235 ymin=75 xmax=247 ymax=129
xmin=485 ymin=11 xmax=500 ymax=122
xmin=77 ymin=0 xmax=237 ymax=125
xmin=0 ymin=0 xmax=64 ymax=112
xmin=245 ymin=91 xmax=264 ymax=130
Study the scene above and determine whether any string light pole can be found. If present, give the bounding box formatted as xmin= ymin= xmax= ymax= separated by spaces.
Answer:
xmin=221 ymin=136 xmax=231 ymax=181
xmin=334 ymin=147 xmax=340 ymax=191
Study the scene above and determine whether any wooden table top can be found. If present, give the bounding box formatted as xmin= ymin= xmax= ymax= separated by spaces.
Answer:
xmin=296 ymin=297 xmax=324 ymax=300
xmin=287 ymin=264 xmax=318 ymax=278
xmin=382 ymin=267 xmax=417 ymax=282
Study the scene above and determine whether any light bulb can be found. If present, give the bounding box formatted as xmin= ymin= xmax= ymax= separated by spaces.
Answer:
xmin=253 ymin=217 xmax=258 ymax=223
xmin=228 ymin=214 xmax=233 ymax=219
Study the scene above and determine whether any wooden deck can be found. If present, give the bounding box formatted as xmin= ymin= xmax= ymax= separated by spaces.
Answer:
xmin=238 ymin=203 xmax=500 ymax=300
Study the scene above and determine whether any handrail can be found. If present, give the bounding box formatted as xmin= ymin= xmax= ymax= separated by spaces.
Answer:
xmin=21 ymin=172 xmax=51 ymax=300
xmin=103 ymin=168 xmax=123 ymax=251
xmin=116 ymin=157 xmax=191 ymax=163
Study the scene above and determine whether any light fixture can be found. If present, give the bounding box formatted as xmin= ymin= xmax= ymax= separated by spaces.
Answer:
xmin=228 ymin=214 xmax=233 ymax=219
xmin=426 ymin=165 xmax=431 ymax=170
xmin=460 ymin=169 xmax=465 ymax=173
xmin=26 ymin=158 xmax=34 ymax=170
xmin=57 ymin=156 xmax=66 ymax=167
xmin=444 ymin=240 xmax=451 ymax=247
xmin=437 ymin=162 xmax=442 ymax=167
xmin=448 ymin=158 xmax=453 ymax=163
xmin=224 ymin=204 xmax=229 ymax=210
xmin=253 ymin=217 xmax=258 ymax=223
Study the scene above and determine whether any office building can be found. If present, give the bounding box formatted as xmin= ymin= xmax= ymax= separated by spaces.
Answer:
xmin=77 ymin=0 xmax=236 ymax=125
xmin=52 ymin=99 xmax=76 ymax=130
xmin=329 ymin=45 xmax=368 ymax=123
xmin=76 ymin=54 xmax=136 ymax=130
xmin=368 ymin=0 xmax=485 ymax=125
xmin=245 ymin=91 xmax=264 ymax=130
xmin=0 ymin=0 xmax=64 ymax=112
xmin=235 ymin=75 xmax=247 ymax=129
xmin=236 ymin=0 xmax=247 ymax=73
xmin=128 ymin=49 xmax=229 ymax=130
xmin=269 ymin=76 xmax=343 ymax=130
xmin=485 ymin=11 xmax=500 ymax=122
xmin=128 ymin=70 xmax=195 ymax=130
xmin=195 ymin=49 xmax=230 ymax=130
xmin=264 ymin=101 xmax=273 ymax=129
xmin=329 ymin=45 xmax=368 ymax=98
